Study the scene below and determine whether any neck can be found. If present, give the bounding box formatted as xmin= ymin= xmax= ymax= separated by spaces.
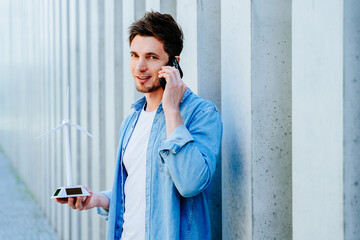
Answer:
xmin=144 ymin=89 xmax=163 ymax=112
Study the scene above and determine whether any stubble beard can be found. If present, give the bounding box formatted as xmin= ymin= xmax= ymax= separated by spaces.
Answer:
xmin=136 ymin=79 xmax=162 ymax=93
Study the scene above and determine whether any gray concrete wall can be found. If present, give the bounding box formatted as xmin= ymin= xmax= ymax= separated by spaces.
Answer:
xmin=1 ymin=0 xmax=360 ymax=240
xmin=221 ymin=0 xmax=252 ymax=238
xmin=292 ymin=0 xmax=344 ymax=239
xmin=221 ymin=1 xmax=292 ymax=239
xmin=252 ymin=1 xmax=292 ymax=239
xmin=344 ymin=1 xmax=360 ymax=239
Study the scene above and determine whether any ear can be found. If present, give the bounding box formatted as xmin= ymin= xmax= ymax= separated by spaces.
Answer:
xmin=175 ymin=56 xmax=180 ymax=64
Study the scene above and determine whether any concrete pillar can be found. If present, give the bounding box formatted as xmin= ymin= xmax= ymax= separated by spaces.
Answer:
xmin=53 ymin=0 xmax=63 ymax=236
xmin=89 ymin=0 xmax=103 ymax=239
xmin=97 ymin=2 xmax=107 ymax=238
xmin=78 ymin=0 xmax=91 ymax=239
xmin=43 ymin=0 xmax=52 ymax=222
xmin=292 ymin=1 xmax=344 ymax=239
xmin=146 ymin=0 xmax=159 ymax=12
xmin=176 ymin=0 xmax=197 ymax=93
xmin=222 ymin=0 xmax=292 ymax=239
xmin=344 ymin=1 xmax=360 ymax=239
xmin=135 ymin=0 xmax=145 ymax=20
xmin=252 ymin=1 xmax=292 ymax=239
xmin=48 ymin=0 xmax=57 ymax=229
xmin=122 ymin=0 xmax=136 ymax=117
xmin=196 ymin=0 xmax=222 ymax=239
xmin=61 ymin=0 xmax=72 ymax=239
xmin=221 ymin=1 xmax=252 ymax=238
xmin=68 ymin=0 xmax=81 ymax=239
xmin=114 ymin=0 xmax=124 ymax=138
xmin=104 ymin=0 xmax=116 ymax=193
xmin=160 ymin=0 xmax=176 ymax=17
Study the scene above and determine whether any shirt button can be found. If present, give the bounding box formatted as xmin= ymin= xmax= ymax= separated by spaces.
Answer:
xmin=116 ymin=225 xmax=120 ymax=230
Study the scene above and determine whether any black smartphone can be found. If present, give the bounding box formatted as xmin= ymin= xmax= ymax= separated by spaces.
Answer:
xmin=159 ymin=57 xmax=183 ymax=90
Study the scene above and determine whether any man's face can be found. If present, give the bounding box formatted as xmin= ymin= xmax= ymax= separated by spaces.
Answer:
xmin=129 ymin=35 xmax=169 ymax=93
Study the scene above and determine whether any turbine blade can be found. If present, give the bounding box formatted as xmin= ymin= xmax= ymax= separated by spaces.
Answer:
xmin=36 ymin=124 xmax=64 ymax=139
xmin=70 ymin=123 xmax=93 ymax=138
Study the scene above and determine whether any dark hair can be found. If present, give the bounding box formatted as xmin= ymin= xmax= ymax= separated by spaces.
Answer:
xmin=129 ymin=11 xmax=184 ymax=57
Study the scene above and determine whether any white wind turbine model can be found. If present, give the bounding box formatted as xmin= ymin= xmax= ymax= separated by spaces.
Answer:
xmin=37 ymin=86 xmax=92 ymax=199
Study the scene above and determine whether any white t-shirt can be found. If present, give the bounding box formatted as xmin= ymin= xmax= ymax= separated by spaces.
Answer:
xmin=121 ymin=107 xmax=156 ymax=240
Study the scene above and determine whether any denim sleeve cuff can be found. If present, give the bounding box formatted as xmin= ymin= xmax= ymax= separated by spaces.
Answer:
xmin=96 ymin=191 xmax=111 ymax=221
xmin=159 ymin=125 xmax=194 ymax=157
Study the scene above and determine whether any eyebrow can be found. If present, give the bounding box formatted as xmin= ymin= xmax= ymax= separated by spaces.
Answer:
xmin=130 ymin=51 xmax=160 ymax=57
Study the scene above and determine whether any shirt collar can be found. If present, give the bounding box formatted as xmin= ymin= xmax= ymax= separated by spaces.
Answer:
xmin=131 ymin=88 xmax=192 ymax=111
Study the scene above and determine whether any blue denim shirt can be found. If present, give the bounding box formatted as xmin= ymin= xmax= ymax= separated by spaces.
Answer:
xmin=98 ymin=88 xmax=222 ymax=240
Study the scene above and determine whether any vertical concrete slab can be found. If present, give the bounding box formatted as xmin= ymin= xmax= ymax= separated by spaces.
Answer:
xmin=221 ymin=0 xmax=252 ymax=239
xmin=344 ymin=1 xmax=360 ymax=239
xmin=135 ymin=0 xmax=145 ymax=20
xmin=84 ymin=2 xmax=96 ymax=239
xmin=133 ymin=0 xmax=146 ymax=102
xmin=61 ymin=0 xmax=71 ymax=239
xmin=53 ymin=0 xmax=63 ymax=237
xmin=69 ymin=0 xmax=81 ymax=239
xmin=251 ymin=1 xmax=292 ymax=239
xmin=197 ymin=0 xmax=221 ymax=109
xmin=160 ymin=0 xmax=176 ymax=17
xmin=122 ymin=0 xmax=137 ymax=117
xmin=35 ymin=0 xmax=43 ymax=207
xmin=114 ymin=0 xmax=124 ymax=140
xmin=89 ymin=0 xmax=102 ymax=238
xmin=48 ymin=0 xmax=57 ymax=229
xmin=97 ymin=1 xmax=107 ymax=238
xmin=146 ymin=0 xmax=159 ymax=12
xmin=39 ymin=1 xmax=51 ymax=215
xmin=104 ymin=0 xmax=116 ymax=195
xmin=78 ymin=0 xmax=91 ymax=239
xmin=196 ymin=0 xmax=221 ymax=239
xmin=176 ymin=0 xmax=197 ymax=93
xmin=44 ymin=0 xmax=52 ymax=220
xmin=292 ymin=1 xmax=344 ymax=239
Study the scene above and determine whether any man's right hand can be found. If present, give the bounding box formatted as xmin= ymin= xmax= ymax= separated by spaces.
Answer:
xmin=54 ymin=186 xmax=109 ymax=211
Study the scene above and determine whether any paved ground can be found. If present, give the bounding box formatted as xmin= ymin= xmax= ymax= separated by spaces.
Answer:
xmin=0 ymin=151 xmax=57 ymax=240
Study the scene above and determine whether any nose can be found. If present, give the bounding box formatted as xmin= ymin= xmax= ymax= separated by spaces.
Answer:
xmin=136 ymin=58 xmax=147 ymax=72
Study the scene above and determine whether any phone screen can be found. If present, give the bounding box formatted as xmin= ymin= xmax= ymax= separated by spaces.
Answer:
xmin=159 ymin=57 xmax=183 ymax=90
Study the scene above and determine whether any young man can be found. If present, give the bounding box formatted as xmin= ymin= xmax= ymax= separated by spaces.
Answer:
xmin=56 ymin=11 xmax=222 ymax=240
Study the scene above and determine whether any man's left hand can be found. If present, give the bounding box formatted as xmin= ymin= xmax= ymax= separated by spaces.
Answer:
xmin=158 ymin=66 xmax=187 ymax=137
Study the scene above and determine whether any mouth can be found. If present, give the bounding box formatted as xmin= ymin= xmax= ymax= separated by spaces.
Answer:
xmin=136 ymin=75 xmax=152 ymax=83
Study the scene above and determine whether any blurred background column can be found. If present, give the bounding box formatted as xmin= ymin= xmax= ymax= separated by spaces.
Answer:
xmin=221 ymin=0 xmax=292 ymax=239
xmin=344 ymin=1 xmax=360 ymax=239
xmin=292 ymin=1 xmax=344 ymax=239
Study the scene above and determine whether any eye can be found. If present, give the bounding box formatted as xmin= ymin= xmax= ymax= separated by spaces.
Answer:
xmin=130 ymin=53 xmax=138 ymax=58
xmin=149 ymin=56 xmax=158 ymax=60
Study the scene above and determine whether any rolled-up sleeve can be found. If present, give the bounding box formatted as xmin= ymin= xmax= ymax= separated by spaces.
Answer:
xmin=158 ymin=106 xmax=222 ymax=198
xmin=96 ymin=190 xmax=112 ymax=221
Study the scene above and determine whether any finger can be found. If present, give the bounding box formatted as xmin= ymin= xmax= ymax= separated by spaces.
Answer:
xmin=159 ymin=67 xmax=181 ymax=85
xmin=160 ymin=66 xmax=179 ymax=76
xmin=83 ymin=193 xmax=93 ymax=210
xmin=158 ymin=72 xmax=170 ymax=80
xmin=55 ymin=198 xmax=68 ymax=204
xmin=75 ymin=196 xmax=84 ymax=211
xmin=68 ymin=197 xmax=76 ymax=209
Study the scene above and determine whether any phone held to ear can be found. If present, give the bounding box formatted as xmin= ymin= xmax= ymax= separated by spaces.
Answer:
xmin=159 ymin=57 xmax=183 ymax=90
